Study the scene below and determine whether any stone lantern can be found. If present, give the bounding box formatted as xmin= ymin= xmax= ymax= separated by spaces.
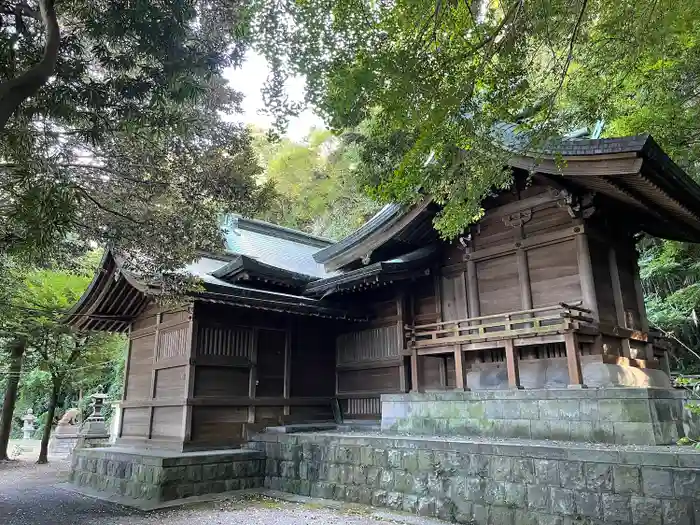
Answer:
xmin=21 ymin=409 xmax=36 ymax=440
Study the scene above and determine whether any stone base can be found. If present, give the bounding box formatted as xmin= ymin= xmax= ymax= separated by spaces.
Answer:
xmin=68 ymin=446 xmax=264 ymax=507
xmin=382 ymin=388 xmax=687 ymax=445
xmin=467 ymin=357 xmax=671 ymax=390
xmin=249 ymin=430 xmax=700 ymax=525
xmin=49 ymin=433 xmax=79 ymax=457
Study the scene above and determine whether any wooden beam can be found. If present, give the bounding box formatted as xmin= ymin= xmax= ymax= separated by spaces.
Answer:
xmin=564 ymin=331 xmax=586 ymax=387
xmin=575 ymin=232 xmax=599 ymax=322
xmin=466 ymin=254 xmax=480 ymax=319
xmin=504 ymin=339 xmax=522 ymax=389
xmin=454 ymin=347 xmax=466 ymax=390
xmin=182 ymin=311 xmax=196 ymax=442
xmin=632 ymin=258 xmax=655 ymax=360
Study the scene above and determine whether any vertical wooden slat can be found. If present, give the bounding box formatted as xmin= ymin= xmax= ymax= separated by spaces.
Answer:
xmin=564 ymin=331 xmax=585 ymax=387
xmin=504 ymin=339 xmax=522 ymax=389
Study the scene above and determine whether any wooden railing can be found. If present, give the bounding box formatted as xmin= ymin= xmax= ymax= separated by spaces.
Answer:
xmin=406 ymin=302 xmax=594 ymax=349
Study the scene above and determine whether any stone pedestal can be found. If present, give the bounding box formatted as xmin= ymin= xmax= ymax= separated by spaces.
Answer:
xmin=49 ymin=424 xmax=80 ymax=457
xmin=68 ymin=447 xmax=263 ymax=509
xmin=381 ymin=387 xmax=687 ymax=445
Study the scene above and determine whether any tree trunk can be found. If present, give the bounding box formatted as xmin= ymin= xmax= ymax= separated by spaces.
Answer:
xmin=0 ymin=338 xmax=26 ymax=460
xmin=0 ymin=0 xmax=60 ymax=131
xmin=37 ymin=383 xmax=60 ymax=464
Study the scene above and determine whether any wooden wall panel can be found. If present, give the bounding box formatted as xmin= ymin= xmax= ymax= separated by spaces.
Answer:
xmin=336 ymin=325 xmax=401 ymax=364
xmin=151 ymin=406 xmax=183 ymax=440
xmin=156 ymin=325 xmax=189 ymax=361
xmin=190 ymin=406 xmax=247 ymax=443
xmin=477 ymin=254 xmax=520 ymax=315
xmin=441 ymin=272 xmax=468 ymax=321
xmin=131 ymin=304 xmax=159 ymax=332
xmin=337 ymin=366 xmax=400 ymax=393
xmin=528 ymin=240 xmax=581 ymax=307
xmin=256 ymin=406 xmax=284 ymax=423
xmin=193 ymin=366 xmax=250 ymax=398
xmin=121 ymin=407 xmax=150 ymax=438
xmin=125 ymin=333 xmax=154 ymax=400
xmin=420 ymin=355 xmax=446 ymax=389
xmin=196 ymin=325 xmax=254 ymax=358
xmin=161 ymin=309 xmax=189 ymax=325
xmin=290 ymin=405 xmax=334 ymax=421
xmin=154 ymin=366 xmax=186 ymax=399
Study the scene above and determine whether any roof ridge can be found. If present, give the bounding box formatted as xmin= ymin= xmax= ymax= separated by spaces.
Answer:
xmin=224 ymin=215 xmax=334 ymax=248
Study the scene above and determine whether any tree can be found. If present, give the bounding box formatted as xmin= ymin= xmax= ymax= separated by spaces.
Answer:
xmin=1 ymin=0 xmax=272 ymax=274
xmin=253 ymin=0 xmax=700 ymax=238
xmin=255 ymin=129 xmax=380 ymax=239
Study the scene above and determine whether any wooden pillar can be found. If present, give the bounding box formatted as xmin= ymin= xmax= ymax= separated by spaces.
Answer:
xmin=397 ymin=294 xmax=408 ymax=392
xmin=248 ymin=328 xmax=259 ymax=424
xmin=182 ymin=309 xmax=196 ymax=442
xmin=119 ymin=324 xmax=133 ymax=438
xmin=466 ymin=256 xmax=480 ymax=318
xmin=504 ymin=339 xmax=522 ymax=389
xmin=564 ymin=331 xmax=586 ymax=387
xmin=454 ymin=347 xmax=466 ymax=390
xmin=576 ymin=232 xmax=599 ymax=322
xmin=632 ymin=258 xmax=655 ymax=360
xmin=517 ymin=249 xmax=533 ymax=310
xmin=147 ymin=311 xmax=162 ymax=439
xmin=283 ymin=322 xmax=292 ymax=416
xmin=608 ymin=247 xmax=632 ymax=358
xmin=410 ymin=348 xmax=420 ymax=392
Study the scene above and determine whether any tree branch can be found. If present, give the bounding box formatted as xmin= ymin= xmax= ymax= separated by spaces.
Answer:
xmin=0 ymin=1 xmax=41 ymax=20
xmin=0 ymin=0 xmax=60 ymax=131
xmin=71 ymin=183 xmax=146 ymax=225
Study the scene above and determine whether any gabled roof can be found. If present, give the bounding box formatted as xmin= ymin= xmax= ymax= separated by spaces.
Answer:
xmin=305 ymin=245 xmax=437 ymax=297
xmin=222 ymin=216 xmax=332 ymax=278
xmin=316 ymin=131 xmax=700 ymax=271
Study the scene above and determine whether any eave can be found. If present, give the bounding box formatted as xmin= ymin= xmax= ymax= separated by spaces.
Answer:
xmin=210 ymin=254 xmax=315 ymax=290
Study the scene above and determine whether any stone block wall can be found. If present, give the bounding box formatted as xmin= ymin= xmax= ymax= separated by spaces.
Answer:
xmin=382 ymin=388 xmax=686 ymax=445
xmin=69 ymin=447 xmax=264 ymax=505
xmin=249 ymin=431 xmax=700 ymax=525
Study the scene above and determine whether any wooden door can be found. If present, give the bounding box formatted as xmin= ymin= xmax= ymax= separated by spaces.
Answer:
xmin=255 ymin=329 xmax=286 ymax=397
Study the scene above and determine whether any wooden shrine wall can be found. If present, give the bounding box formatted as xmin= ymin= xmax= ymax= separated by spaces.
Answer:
xmin=121 ymin=303 xmax=192 ymax=445
xmin=335 ymin=287 xmax=406 ymax=419
xmin=120 ymin=302 xmax=338 ymax=450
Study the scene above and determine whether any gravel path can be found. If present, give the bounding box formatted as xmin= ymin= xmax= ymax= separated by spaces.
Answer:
xmin=0 ymin=454 xmax=444 ymax=525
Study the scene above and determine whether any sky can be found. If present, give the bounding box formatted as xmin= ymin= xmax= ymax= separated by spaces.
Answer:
xmin=223 ymin=52 xmax=325 ymax=142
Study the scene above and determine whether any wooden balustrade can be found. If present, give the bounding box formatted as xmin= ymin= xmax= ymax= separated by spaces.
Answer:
xmin=405 ymin=302 xmax=594 ymax=391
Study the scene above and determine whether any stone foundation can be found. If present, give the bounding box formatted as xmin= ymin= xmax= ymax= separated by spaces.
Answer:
xmin=382 ymin=388 xmax=686 ymax=445
xmin=249 ymin=430 xmax=700 ymax=525
xmin=69 ymin=446 xmax=264 ymax=506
